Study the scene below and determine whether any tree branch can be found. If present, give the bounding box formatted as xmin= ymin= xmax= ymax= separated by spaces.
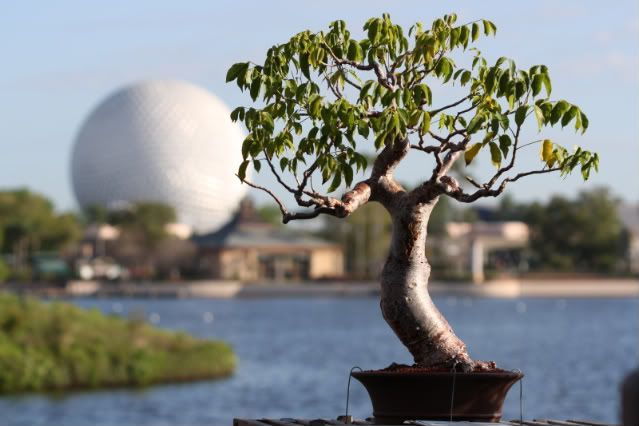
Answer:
xmin=429 ymin=95 xmax=471 ymax=116
xmin=441 ymin=167 xmax=561 ymax=202
xmin=371 ymin=136 xmax=410 ymax=179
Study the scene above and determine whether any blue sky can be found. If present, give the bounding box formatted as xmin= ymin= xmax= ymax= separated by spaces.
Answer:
xmin=1 ymin=1 xmax=637 ymax=212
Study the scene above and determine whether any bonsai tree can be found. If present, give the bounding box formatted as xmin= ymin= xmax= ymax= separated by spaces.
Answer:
xmin=227 ymin=14 xmax=598 ymax=371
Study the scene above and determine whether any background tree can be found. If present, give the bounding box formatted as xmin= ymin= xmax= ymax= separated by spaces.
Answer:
xmin=322 ymin=203 xmax=392 ymax=279
xmin=227 ymin=14 xmax=598 ymax=370
xmin=494 ymin=188 xmax=624 ymax=273
xmin=0 ymin=189 xmax=81 ymax=273
xmin=105 ymin=202 xmax=178 ymax=278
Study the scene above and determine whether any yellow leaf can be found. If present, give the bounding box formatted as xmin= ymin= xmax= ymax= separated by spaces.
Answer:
xmin=464 ymin=143 xmax=482 ymax=165
xmin=489 ymin=142 xmax=502 ymax=169
xmin=540 ymin=139 xmax=554 ymax=166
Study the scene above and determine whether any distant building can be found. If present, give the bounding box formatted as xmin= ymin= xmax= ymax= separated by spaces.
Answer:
xmin=193 ymin=200 xmax=344 ymax=281
xmin=71 ymin=80 xmax=247 ymax=233
xmin=444 ymin=221 xmax=530 ymax=283
xmin=619 ymin=203 xmax=639 ymax=274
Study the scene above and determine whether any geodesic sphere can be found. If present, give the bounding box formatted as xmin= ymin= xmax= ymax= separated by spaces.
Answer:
xmin=71 ymin=80 xmax=247 ymax=233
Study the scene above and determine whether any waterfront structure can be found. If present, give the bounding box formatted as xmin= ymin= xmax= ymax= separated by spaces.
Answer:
xmin=193 ymin=199 xmax=344 ymax=281
xmin=70 ymin=80 xmax=247 ymax=233
xmin=444 ymin=221 xmax=530 ymax=283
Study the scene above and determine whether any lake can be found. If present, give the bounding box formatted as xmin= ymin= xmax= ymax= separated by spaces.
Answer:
xmin=0 ymin=296 xmax=637 ymax=426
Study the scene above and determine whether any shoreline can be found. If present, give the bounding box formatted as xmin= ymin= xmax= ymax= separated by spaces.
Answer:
xmin=4 ymin=278 xmax=638 ymax=299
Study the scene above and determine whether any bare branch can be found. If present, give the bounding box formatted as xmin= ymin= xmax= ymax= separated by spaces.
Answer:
xmin=240 ymin=177 xmax=292 ymax=219
xmin=464 ymin=175 xmax=483 ymax=189
xmin=442 ymin=167 xmax=561 ymax=202
xmin=323 ymin=72 xmax=343 ymax=99
xmin=410 ymin=144 xmax=438 ymax=154
xmin=429 ymin=95 xmax=471 ymax=116
xmin=263 ymin=153 xmax=298 ymax=195
xmin=515 ymin=139 xmax=542 ymax=151
xmin=342 ymin=72 xmax=362 ymax=90
xmin=323 ymin=42 xmax=374 ymax=71
xmin=482 ymin=124 xmax=522 ymax=189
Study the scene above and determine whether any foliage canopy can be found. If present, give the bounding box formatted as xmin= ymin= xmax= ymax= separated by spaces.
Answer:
xmin=227 ymin=14 xmax=598 ymax=222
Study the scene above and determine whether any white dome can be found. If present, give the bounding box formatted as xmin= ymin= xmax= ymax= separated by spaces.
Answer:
xmin=71 ymin=80 xmax=247 ymax=233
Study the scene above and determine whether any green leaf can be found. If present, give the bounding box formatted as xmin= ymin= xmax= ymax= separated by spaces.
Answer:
xmin=250 ymin=77 xmax=261 ymax=100
xmin=561 ymin=105 xmax=578 ymax=128
xmin=368 ymin=19 xmax=380 ymax=44
xmin=420 ymin=111 xmax=431 ymax=134
xmin=328 ymin=170 xmax=342 ymax=192
xmin=241 ymin=136 xmax=252 ymax=159
xmin=279 ymin=157 xmax=289 ymax=172
xmin=467 ymin=113 xmax=485 ymax=134
xmin=408 ymin=110 xmax=421 ymax=127
xmin=347 ymin=40 xmax=363 ymax=62
xmin=300 ymin=53 xmax=310 ymax=79
xmin=309 ymin=95 xmax=322 ymax=118
xmin=460 ymin=25 xmax=470 ymax=48
xmin=461 ymin=70 xmax=471 ymax=86
xmin=253 ymin=159 xmax=261 ymax=172
xmin=534 ymin=104 xmax=544 ymax=131
xmin=515 ymin=105 xmax=529 ymax=127
xmin=498 ymin=69 xmax=511 ymax=95
xmin=550 ymin=100 xmax=570 ymax=125
xmin=580 ymin=111 xmax=589 ymax=133
xmin=261 ymin=111 xmax=275 ymax=132
xmin=343 ymin=164 xmax=354 ymax=187
xmin=485 ymin=68 xmax=497 ymax=94
xmin=471 ymin=22 xmax=480 ymax=41
xmin=541 ymin=73 xmax=552 ymax=96
xmin=237 ymin=160 xmax=249 ymax=181
xmin=489 ymin=142 xmax=502 ymax=168
xmin=226 ymin=62 xmax=247 ymax=82
xmin=464 ymin=143 xmax=482 ymax=165
xmin=531 ymin=74 xmax=543 ymax=97
xmin=498 ymin=134 xmax=512 ymax=157
xmin=230 ymin=107 xmax=244 ymax=122
xmin=482 ymin=20 xmax=497 ymax=36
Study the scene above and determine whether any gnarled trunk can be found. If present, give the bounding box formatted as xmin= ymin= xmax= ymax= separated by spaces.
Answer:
xmin=379 ymin=197 xmax=476 ymax=370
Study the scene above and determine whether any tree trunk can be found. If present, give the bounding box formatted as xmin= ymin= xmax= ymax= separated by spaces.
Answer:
xmin=379 ymin=197 xmax=477 ymax=370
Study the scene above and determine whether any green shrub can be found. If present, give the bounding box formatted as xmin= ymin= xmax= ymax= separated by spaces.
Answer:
xmin=0 ymin=260 xmax=9 ymax=283
xmin=0 ymin=292 xmax=236 ymax=393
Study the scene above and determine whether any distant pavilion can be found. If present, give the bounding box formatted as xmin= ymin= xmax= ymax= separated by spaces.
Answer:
xmin=192 ymin=199 xmax=344 ymax=282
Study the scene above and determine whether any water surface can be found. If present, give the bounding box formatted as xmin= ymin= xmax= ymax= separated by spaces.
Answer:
xmin=1 ymin=296 xmax=636 ymax=425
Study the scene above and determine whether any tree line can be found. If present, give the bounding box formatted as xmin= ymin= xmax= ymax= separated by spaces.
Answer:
xmin=0 ymin=189 xmax=190 ymax=282
xmin=0 ymin=186 xmax=633 ymax=282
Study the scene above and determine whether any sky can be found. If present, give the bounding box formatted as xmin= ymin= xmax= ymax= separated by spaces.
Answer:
xmin=1 ymin=1 xmax=637 ymax=213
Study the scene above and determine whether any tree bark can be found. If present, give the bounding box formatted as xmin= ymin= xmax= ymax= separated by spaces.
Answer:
xmin=379 ymin=196 xmax=478 ymax=371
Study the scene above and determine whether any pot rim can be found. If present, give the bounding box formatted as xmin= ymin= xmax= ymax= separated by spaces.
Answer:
xmin=352 ymin=370 xmax=524 ymax=378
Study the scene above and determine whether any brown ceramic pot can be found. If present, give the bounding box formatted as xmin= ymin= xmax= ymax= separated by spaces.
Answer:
xmin=351 ymin=369 xmax=523 ymax=423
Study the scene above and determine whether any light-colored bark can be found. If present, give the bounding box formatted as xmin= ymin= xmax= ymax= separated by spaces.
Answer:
xmin=379 ymin=196 xmax=478 ymax=370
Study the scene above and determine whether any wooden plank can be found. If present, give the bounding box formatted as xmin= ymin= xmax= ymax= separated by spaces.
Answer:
xmin=234 ymin=419 xmax=274 ymax=426
xmin=287 ymin=419 xmax=310 ymax=426
xmin=235 ymin=418 xmax=614 ymax=426
xmin=262 ymin=419 xmax=300 ymax=426
xmin=309 ymin=419 xmax=343 ymax=426
xmin=566 ymin=421 xmax=618 ymax=426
